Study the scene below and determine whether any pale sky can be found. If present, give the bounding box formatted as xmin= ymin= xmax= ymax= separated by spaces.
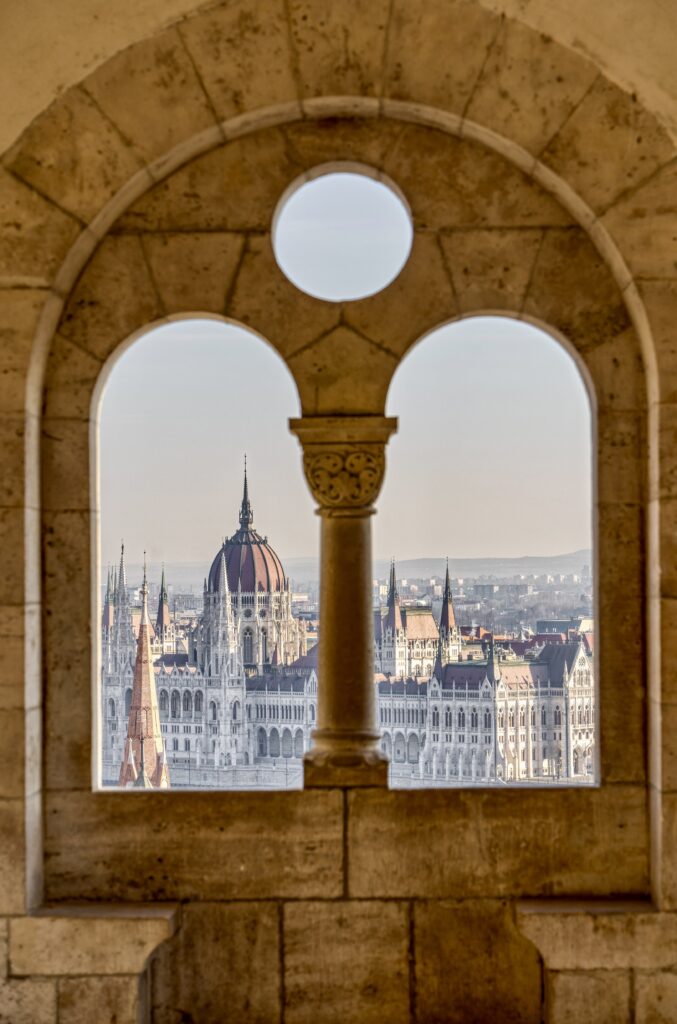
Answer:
xmin=99 ymin=175 xmax=592 ymax=570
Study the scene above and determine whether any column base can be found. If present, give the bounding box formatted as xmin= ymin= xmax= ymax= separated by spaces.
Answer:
xmin=303 ymin=730 xmax=389 ymax=788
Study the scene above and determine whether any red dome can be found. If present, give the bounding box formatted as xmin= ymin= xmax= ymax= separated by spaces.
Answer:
xmin=208 ymin=468 xmax=286 ymax=594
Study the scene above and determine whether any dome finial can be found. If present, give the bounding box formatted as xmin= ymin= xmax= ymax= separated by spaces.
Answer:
xmin=239 ymin=453 xmax=254 ymax=529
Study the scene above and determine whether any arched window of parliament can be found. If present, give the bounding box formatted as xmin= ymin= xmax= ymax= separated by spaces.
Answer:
xmin=97 ymin=319 xmax=312 ymax=791
xmin=377 ymin=317 xmax=594 ymax=787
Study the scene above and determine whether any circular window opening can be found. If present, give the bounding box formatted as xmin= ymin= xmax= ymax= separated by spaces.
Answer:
xmin=273 ymin=167 xmax=413 ymax=302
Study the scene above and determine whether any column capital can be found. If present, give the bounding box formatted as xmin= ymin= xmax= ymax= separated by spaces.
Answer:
xmin=289 ymin=415 xmax=398 ymax=513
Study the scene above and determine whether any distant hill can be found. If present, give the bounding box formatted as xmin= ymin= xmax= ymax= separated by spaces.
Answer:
xmin=114 ymin=549 xmax=592 ymax=589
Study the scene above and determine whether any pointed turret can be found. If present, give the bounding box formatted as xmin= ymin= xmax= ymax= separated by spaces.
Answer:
xmin=112 ymin=541 xmax=135 ymax=659
xmin=439 ymin=559 xmax=457 ymax=633
xmin=155 ymin=564 xmax=171 ymax=639
xmin=432 ymin=635 xmax=444 ymax=682
xmin=486 ymin=633 xmax=500 ymax=685
xmin=218 ymin=549 xmax=229 ymax=599
xmin=102 ymin=566 xmax=115 ymax=631
xmin=384 ymin=559 xmax=403 ymax=633
xmin=119 ymin=556 xmax=170 ymax=788
xmin=239 ymin=454 xmax=254 ymax=530
xmin=116 ymin=542 xmax=128 ymax=605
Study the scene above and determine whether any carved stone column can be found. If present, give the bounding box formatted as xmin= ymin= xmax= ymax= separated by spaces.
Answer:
xmin=289 ymin=415 xmax=397 ymax=787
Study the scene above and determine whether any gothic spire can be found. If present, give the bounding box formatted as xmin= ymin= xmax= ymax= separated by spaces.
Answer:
xmin=486 ymin=633 xmax=499 ymax=684
xmin=239 ymin=454 xmax=254 ymax=530
xmin=439 ymin=558 xmax=457 ymax=634
xmin=385 ymin=558 xmax=403 ymax=633
xmin=116 ymin=541 xmax=128 ymax=605
xmin=118 ymin=553 xmax=170 ymax=789
xmin=102 ymin=565 xmax=114 ymax=630
xmin=155 ymin=563 xmax=171 ymax=638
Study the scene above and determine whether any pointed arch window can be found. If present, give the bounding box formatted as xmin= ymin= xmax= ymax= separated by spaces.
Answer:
xmin=243 ymin=628 xmax=254 ymax=665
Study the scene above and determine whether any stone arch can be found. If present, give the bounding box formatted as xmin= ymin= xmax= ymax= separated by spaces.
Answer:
xmin=4 ymin=3 xmax=668 ymax=932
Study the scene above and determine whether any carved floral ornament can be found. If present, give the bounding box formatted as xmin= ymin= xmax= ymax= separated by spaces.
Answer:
xmin=289 ymin=416 xmax=398 ymax=511
xmin=303 ymin=446 xmax=385 ymax=509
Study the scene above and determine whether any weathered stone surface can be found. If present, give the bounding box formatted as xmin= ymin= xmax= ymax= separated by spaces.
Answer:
xmin=43 ymin=509 xmax=93 ymax=791
xmin=637 ymin=279 xmax=677 ymax=405
xmin=288 ymin=326 xmax=397 ymax=415
xmin=597 ymin=410 xmax=645 ymax=505
xmin=0 ymin=709 xmax=25 ymax=798
xmin=182 ymin=0 xmax=297 ymax=120
xmin=283 ymin=117 xmax=403 ymax=173
xmin=581 ymin=328 xmax=647 ymax=413
xmin=658 ymin=794 xmax=677 ymax=910
xmin=0 ymin=510 xmax=25 ymax=605
xmin=383 ymin=126 xmax=572 ymax=231
xmin=0 ymin=416 xmax=27 ymax=508
xmin=344 ymin=231 xmax=457 ymax=357
xmin=42 ymin=332 xmax=103 ymax=421
xmin=635 ymin=970 xmax=677 ymax=1023
xmin=4 ymin=87 xmax=144 ymax=223
xmin=0 ymin=290 xmax=47 ymax=416
xmin=228 ymin=234 xmax=340 ymax=357
xmin=152 ymin=903 xmax=280 ymax=1024
xmin=0 ymin=977 xmax=55 ymax=1024
xmin=348 ymin=786 xmax=648 ymax=898
xmin=385 ymin=0 xmax=500 ymax=116
xmin=415 ymin=899 xmax=541 ymax=1023
xmin=44 ymin=789 xmax=343 ymax=901
xmin=0 ymin=168 xmax=81 ymax=286
xmin=284 ymin=901 xmax=409 ymax=1024
xmin=142 ymin=231 xmax=245 ymax=316
xmin=518 ymin=905 xmax=677 ymax=970
xmin=547 ymin=969 xmax=631 ymax=1023
xmin=657 ymin=501 xmax=677 ymax=600
xmin=58 ymin=976 xmax=139 ymax=1024
xmin=465 ymin=20 xmax=598 ymax=156
xmin=10 ymin=909 xmax=175 ymax=976
xmin=41 ymin=419 xmax=91 ymax=512
xmin=118 ymin=131 xmax=300 ymax=233
xmin=522 ymin=228 xmax=630 ymax=351
xmin=602 ymin=158 xmax=677 ymax=280
xmin=83 ymin=28 xmax=216 ymax=165
xmin=440 ymin=227 xmax=542 ymax=314
xmin=541 ymin=77 xmax=675 ymax=214
xmin=289 ymin=0 xmax=389 ymax=98
xmin=0 ymin=799 xmax=25 ymax=914
xmin=58 ymin=235 xmax=163 ymax=362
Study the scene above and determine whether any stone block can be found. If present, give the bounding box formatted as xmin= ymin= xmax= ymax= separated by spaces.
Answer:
xmin=0 ymin=709 xmax=25 ymax=798
xmin=289 ymin=325 xmax=396 ymax=415
xmin=44 ymin=789 xmax=343 ymax=901
xmin=0 ymin=416 xmax=27 ymax=508
xmin=658 ymin=404 xmax=677 ymax=501
xmin=152 ymin=902 xmax=281 ymax=1024
xmin=637 ymin=280 xmax=677 ymax=406
xmin=517 ymin=904 xmax=677 ymax=971
xmin=658 ymin=794 xmax=677 ymax=910
xmin=83 ymin=28 xmax=216 ymax=166
xmin=660 ymin=599 xmax=677 ymax=703
xmin=42 ymin=333 xmax=103 ymax=421
xmin=0 ymin=977 xmax=55 ymax=1024
xmin=58 ymin=975 xmax=140 ymax=1024
xmin=348 ymin=787 xmax=648 ymax=899
xmin=602 ymin=159 xmax=677 ymax=280
xmin=581 ymin=329 xmax=647 ymax=413
xmin=10 ymin=908 xmax=175 ymax=976
xmin=0 ymin=799 xmax=26 ymax=914
xmin=0 ymin=919 xmax=7 ymax=978
xmin=142 ymin=232 xmax=245 ymax=316
xmin=415 ymin=899 xmax=541 ymax=1023
xmin=465 ymin=20 xmax=598 ymax=156
xmin=597 ymin=409 xmax=645 ymax=505
xmin=0 ymin=289 xmax=47 ymax=416
xmin=547 ymin=970 xmax=631 ymax=1024
xmin=522 ymin=228 xmax=630 ymax=353
xmin=289 ymin=0 xmax=389 ymax=98
xmin=118 ymin=130 xmax=300 ymax=234
xmin=41 ymin=418 xmax=91 ymax=512
xmin=0 ymin=167 xmax=80 ymax=287
xmin=0 ymin=510 xmax=25 ymax=605
xmin=228 ymin=234 xmax=340 ymax=358
xmin=283 ymin=116 xmax=402 ymax=175
xmin=344 ymin=231 xmax=457 ymax=358
xmin=440 ymin=228 xmax=542 ymax=315
xmin=657 ymin=501 xmax=677 ymax=600
xmin=182 ymin=0 xmax=297 ymax=120
xmin=635 ymin=970 xmax=677 ymax=1023
xmin=4 ymin=86 xmax=144 ymax=223
xmin=385 ymin=0 xmax=500 ymax=116
xmin=382 ymin=126 xmax=571 ymax=231
xmin=283 ymin=901 xmax=409 ymax=1024
xmin=541 ymin=77 xmax=675 ymax=215
xmin=58 ymin=235 xmax=163 ymax=362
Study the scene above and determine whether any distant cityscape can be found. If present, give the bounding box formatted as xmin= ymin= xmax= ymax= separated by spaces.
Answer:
xmin=101 ymin=472 xmax=594 ymax=790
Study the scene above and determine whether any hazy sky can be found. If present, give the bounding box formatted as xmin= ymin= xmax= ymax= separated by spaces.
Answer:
xmin=99 ymin=175 xmax=592 ymax=570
